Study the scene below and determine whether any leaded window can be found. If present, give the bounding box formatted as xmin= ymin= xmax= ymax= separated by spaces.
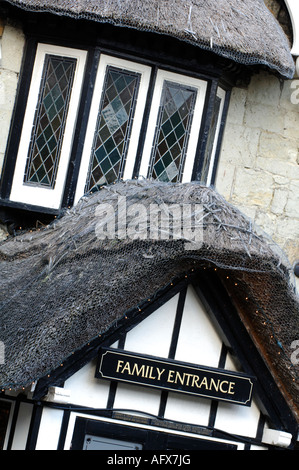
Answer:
xmin=85 ymin=67 xmax=140 ymax=192
xmin=74 ymin=55 xmax=151 ymax=203
xmin=9 ymin=44 xmax=87 ymax=210
xmin=138 ymin=70 xmax=208 ymax=186
xmin=24 ymin=55 xmax=76 ymax=188
xmin=148 ymin=81 xmax=197 ymax=183
xmin=3 ymin=44 xmax=228 ymax=214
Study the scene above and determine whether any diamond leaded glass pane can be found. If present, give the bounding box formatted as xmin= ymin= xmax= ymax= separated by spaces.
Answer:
xmin=24 ymin=55 xmax=77 ymax=188
xmin=86 ymin=67 xmax=140 ymax=193
xmin=148 ymin=81 xmax=197 ymax=182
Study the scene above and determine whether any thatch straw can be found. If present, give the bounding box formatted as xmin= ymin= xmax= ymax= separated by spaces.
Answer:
xmin=0 ymin=181 xmax=298 ymax=420
xmin=2 ymin=0 xmax=295 ymax=78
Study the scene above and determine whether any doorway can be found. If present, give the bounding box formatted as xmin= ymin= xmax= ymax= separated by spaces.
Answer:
xmin=71 ymin=417 xmax=237 ymax=450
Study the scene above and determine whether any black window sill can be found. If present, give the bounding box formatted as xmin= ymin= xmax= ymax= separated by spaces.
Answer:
xmin=0 ymin=198 xmax=60 ymax=231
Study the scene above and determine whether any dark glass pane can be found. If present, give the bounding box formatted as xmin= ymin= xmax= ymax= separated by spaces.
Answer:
xmin=148 ymin=81 xmax=197 ymax=182
xmin=201 ymin=95 xmax=221 ymax=183
xmin=86 ymin=67 xmax=140 ymax=192
xmin=24 ymin=55 xmax=77 ymax=188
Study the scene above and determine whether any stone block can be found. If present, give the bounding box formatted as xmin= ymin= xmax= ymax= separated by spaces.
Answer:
xmin=283 ymin=110 xmax=299 ymax=139
xmin=226 ymin=87 xmax=247 ymax=125
xmin=0 ymin=70 xmax=19 ymax=156
xmin=256 ymin=157 xmax=299 ymax=180
xmin=258 ymin=131 xmax=298 ymax=164
xmin=232 ymin=168 xmax=273 ymax=207
xmin=272 ymin=174 xmax=290 ymax=186
xmin=0 ymin=69 xmax=19 ymax=110
xmin=244 ymin=102 xmax=284 ymax=133
xmin=1 ymin=23 xmax=25 ymax=73
xmin=285 ymin=181 xmax=299 ymax=218
xmin=254 ymin=210 xmax=277 ymax=239
xmin=246 ymin=72 xmax=280 ymax=107
xmin=220 ymin=125 xmax=260 ymax=168
xmin=280 ymin=79 xmax=299 ymax=111
xmin=275 ymin=216 xmax=299 ymax=241
xmin=215 ymin=163 xmax=235 ymax=201
xmin=271 ymin=188 xmax=288 ymax=215
xmin=234 ymin=203 xmax=256 ymax=221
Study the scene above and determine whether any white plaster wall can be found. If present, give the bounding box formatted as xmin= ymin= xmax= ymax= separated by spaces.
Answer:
xmin=62 ymin=286 xmax=262 ymax=443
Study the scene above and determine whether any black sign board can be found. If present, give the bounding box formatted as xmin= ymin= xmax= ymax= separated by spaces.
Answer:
xmin=96 ymin=348 xmax=255 ymax=406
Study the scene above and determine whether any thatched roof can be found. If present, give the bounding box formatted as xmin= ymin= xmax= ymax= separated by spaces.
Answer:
xmin=2 ymin=0 xmax=295 ymax=78
xmin=0 ymin=181 xmax=298 ymax=423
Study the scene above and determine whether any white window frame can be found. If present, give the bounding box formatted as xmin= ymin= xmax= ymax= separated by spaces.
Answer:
xmin=284 ymin=0 xmax=299 ymax=55
xmin=74 ymin=55 xmax=152 ymax=204
xmin=6 ymin=47 xmax=228 ymax=212
xmin=9 ymin=43 xmax=87 ymax=210
xmin=138 ymin=70 xmax=207 ymax=183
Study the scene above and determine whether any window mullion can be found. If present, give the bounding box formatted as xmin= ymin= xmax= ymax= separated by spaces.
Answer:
xmin=62 ymin=48 xmax=102 ymax=208
xmin=191 ymin=79 xmax=218 ymax=183
xmin=132 ymin=65 xmax=159 ymax=179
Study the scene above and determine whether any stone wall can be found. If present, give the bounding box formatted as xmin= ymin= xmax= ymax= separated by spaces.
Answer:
xmin=0 ymin=19 xmax=25 ymax=241
xmin=0 ymin=19 xmax=25 ymax=175
xmin=215 ymin=71 xmax=299 ymax=290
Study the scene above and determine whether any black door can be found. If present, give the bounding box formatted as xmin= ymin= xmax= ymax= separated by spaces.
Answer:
xmin=71 ymin=417 xmax=237 ymax=450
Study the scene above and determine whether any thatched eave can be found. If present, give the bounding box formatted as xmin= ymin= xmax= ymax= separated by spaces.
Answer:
xmin=0 ymin=181 xmax=298 ymax=423
xmin=1 ymin=0 xmax=295 ymax=78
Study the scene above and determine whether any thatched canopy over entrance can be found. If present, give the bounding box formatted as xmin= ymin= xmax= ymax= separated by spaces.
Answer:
xmin=2 ymin=0 xmax=295 ymax=78
xmin=0 ymin=181 xmax=298 ymax=421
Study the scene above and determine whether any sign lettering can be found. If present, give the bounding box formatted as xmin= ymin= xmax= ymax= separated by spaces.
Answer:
xmin=96 ymin=348 xmax=255 ymax=406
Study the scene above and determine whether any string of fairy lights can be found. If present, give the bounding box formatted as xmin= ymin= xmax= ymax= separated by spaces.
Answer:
xmin=1 ymin=266 xmax=297 ymax=395
xmin=221 ymin=269 xmax=298 ymax=385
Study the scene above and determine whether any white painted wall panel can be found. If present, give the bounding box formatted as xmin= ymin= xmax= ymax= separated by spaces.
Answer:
xmin=164 ymin=392 xmax=212 ymax=426
xmin=44 ymin=283 xmax=267 ymax=449
xmin=65 ymin=358 xmax=111 ymax=408
xmin=174 ymin=286 xmax=222 ymax=367
xmin=113 ymin=294 xmax=179 ymax=417
xmin=113 ymin=382 xmax=161 ymax=416
xmin=35 ymin=408 xmax=64 ymax=450
xmin=124 ymin=293 xmax=179 ymax=357
xmin=215 ymin=398 xmax=261 ymax=438
xmin=11 ymin=402 xmax=33 ymax=450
